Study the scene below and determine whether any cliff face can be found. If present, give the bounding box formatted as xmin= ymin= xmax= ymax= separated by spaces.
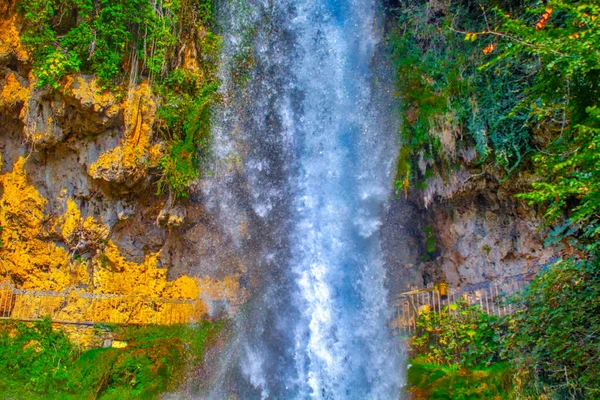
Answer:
xmin=0 ymin=1 xmax=246 ymax=318
xmin=382 ymin=159 xmax=559 ymax=295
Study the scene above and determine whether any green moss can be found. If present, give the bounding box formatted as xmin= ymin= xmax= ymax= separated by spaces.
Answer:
xmin=407 ymin=359 xmax=514 ymax=399
xmin=0 ymin=319 xmax=223 ymax=399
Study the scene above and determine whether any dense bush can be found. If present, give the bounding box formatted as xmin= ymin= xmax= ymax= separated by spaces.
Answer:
xmin=407 ymin=361 xmax=513 ymax=400
xmin=389 ymin=0 xmax=537 ymax=194
xmin=504 ymin=258 xmax=600 ymax=398
xmin=411 ymin=301 xmax=503 ymax=368
xmin=0 ymin=318 xmax=77 ymax=395
xmin=408 ymin=302 xmax=512 ymax=398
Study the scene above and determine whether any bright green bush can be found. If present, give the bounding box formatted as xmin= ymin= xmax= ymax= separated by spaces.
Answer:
xmin=155 ymin=68 xmax=221 ymax=198
xmin=407 ymin=360 xmax=513 ymax=400
xmin=411 ymin=301 xmax=504 ymax=368
xmin=0 ymin=318 xmax=77 ymax=395
xmin=408 ymin=302 xmax=512 ymax=398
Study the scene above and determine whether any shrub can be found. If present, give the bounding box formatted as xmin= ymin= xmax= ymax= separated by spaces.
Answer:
xmin=411 ymin=301 xmax=504 ymax=368
xmin=407 ymin=361 xmax=513 ymax=400
xmin=389 ymin=0 xmax=536 ymax=193
xmin=0 ymin=318 xmax=77 ymax=395
xmin=504 ymin=258 xmax=600 ymax=398
xmin=0 ymin=320 xmax=223 ymax=399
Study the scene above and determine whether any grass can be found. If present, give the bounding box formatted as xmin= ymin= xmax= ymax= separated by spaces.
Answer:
xmin=0 ymin=319 xmax=223 ymax=399
xmin=407 ymin=358 xmax=514 ymax=400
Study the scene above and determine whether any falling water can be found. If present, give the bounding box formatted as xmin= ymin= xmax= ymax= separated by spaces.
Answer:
xmin=203 ymin=0 xmax=402 ymax=398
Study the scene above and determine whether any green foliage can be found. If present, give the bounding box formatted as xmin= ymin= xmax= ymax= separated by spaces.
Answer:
xmin=497 ymin=1 xmax=600 ymax=253
xmin=503 ymin=258 xmax=600 ymax=398
xmin=408 ymin=301 xmax=513 ymax=398
xmin=412 ymin=301 xmax=504 ymax=368
xmin=0 ymin=318 xmax=77 ymax=395
xmin=425 ymin=226 xmax=436 ymax=253
xmin=0 ymin=320 xmax=222 ymax=399
xmin=407 ymin=360 xmax=513 ymax=400
xmin=155 ymin=68 xmax=221 ymax=198
xmin=19 ymin=0 xmax=200 ymax=88
xmin=389 ymin=0 xmax=536 ymax=190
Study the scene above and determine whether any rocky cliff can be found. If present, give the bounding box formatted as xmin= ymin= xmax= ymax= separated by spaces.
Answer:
xmin=0 ymin=1 xmax=246 ymax=319
xmin=382 ymin=171 xmax=559 ymax=295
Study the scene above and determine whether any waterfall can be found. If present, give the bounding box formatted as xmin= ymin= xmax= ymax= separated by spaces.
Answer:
xmin=202 ymin=0 xmax=403 ymax=398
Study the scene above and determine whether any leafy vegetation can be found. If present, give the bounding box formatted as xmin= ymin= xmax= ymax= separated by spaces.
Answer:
xmin=407 ymin=302 xmax=512 ymax=398
xmin=390 ymin=0 xmax=536 ymax=194
xmin=505 ymin=258 xmax=600 ymax=398
xmin=408 ymin=262 xmax=600 ymax=398
xmin=407 ymin=360 xmax=513 ymax=400
xmin=412 ymin=301 xmax=503 ymax=368
xmin=18 ymin=0 xmax=222 ymax=197
xmin=394 ymin=1 xmax=600 ymax=397
xmin=0 ymin=318 xmax=222 ymax=399
xmin=390 ymin=0 xmax=599 ymax=251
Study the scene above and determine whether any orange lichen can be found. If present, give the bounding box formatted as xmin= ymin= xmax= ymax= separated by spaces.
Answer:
xmin=63 ymin=76 xmax=120 ymax=116
xmin=89 ymin=82 xmax=163 ymax=184
xmin=0 ymin=157 xmax=86 ymax=290
xmin=0 ymin=9 xmax=28 ymax=62
xmin=0 ymin=72 xmax=29 ymax=110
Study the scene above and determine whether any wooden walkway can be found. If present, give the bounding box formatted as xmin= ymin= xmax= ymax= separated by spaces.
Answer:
xmin=0 ymin=282 xmax=202 ymax=326
xmin=392 ymin=268 xmax=539 ymax=334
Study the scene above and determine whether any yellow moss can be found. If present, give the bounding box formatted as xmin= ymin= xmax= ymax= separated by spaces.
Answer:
xmin=56 ymin=324 xmax=100 ymax=349
xmin=0 ymin=158 xmax=244 ymax=324
xmin=56 ymin=198 xmax=109 ymax=249
xmin=0 ymin=9 xmax=28 ymax=63
xmin=0 ymin=158 xmax=84 ymax=290
xmin=93 ymin=242 xmax=167 ymax=295
xmin=163 ymin=275 xmax=201 ymax=299
xmin=89 ymin=82 xmax=162 ymax=182
xmin=63 ymin=76 xmax=119 ymax=116
xmin=58 ymin=198 xmax=82 ymax=242
xmin=0 ymin=73 xmax=29 ymax=109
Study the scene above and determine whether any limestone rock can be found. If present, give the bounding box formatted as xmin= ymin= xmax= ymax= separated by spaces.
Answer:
xmin=61 ymin=75 xmax=121 ymax=135
xmin=20 ymin=88 xmax=67 ymax=148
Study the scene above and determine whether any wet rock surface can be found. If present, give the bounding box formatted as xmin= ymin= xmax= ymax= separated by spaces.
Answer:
xmin=382 ymin=170 xmax=559 ymax=297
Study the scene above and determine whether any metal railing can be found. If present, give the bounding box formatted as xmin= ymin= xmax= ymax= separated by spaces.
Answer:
xmin=392 ymin=268 xmax=541 ymax=334
xmin=0 ymin=282 xmax=203 ymax=325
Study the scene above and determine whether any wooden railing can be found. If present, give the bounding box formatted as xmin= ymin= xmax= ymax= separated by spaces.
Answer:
xmin=392 ymin=267 xmax=543 ymax=334
xmin=0 ymin=282 xmax=203 ymax=326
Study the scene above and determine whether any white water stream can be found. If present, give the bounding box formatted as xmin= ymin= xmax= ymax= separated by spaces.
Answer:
xmin=203 ymin=0 xmax=402 ymax=398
